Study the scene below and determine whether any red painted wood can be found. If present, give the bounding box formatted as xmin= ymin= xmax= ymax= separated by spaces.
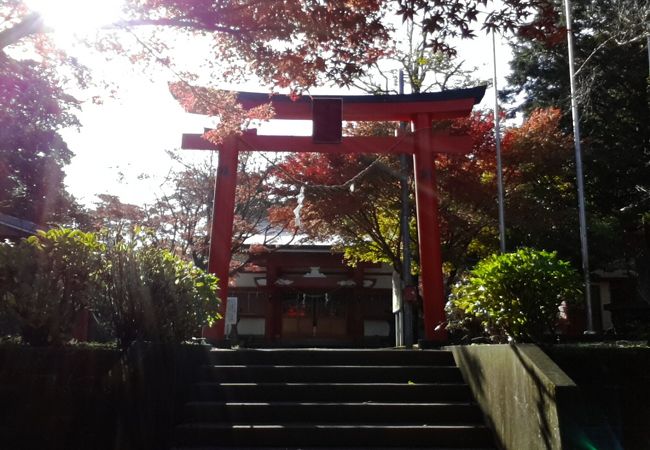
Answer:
xmin=350 ymin=266 xmax=367 ymax=341
xmin=183 ymin=131 xmax=474 ymax=156
xmin=413 ymin=113 xmax=448 ymax=342
xmin=237 ymin=133 xmax=412 ymax=154
xmin=234 ymin=93 xmax=479 ymax=121
xmin=248 ymin=251 xmax=354 ymax=268
xmin=266 ymin=260 xmax=280 ymax=341
xmin=182 ymin=133 xmax=414 ymax=154
xmin=203 ymin=140 xmax=239 ymax=342
xmin=182 ymin=133 xmax=216 ymax=150
xmin=267 ymin=277 xmax=357 ymax=289
xmin=269 ymin=293 xmax=282 ymax=341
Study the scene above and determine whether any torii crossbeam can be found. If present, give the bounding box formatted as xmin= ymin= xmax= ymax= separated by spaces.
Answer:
xmin=177 ymin=86 xmax=486 ymax=342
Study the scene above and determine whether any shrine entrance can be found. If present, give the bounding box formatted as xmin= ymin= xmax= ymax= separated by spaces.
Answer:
xmin=178 ymin=85 xmax=486 ymax=343
xmin=280 ymin=291 xmax=348 ymax=341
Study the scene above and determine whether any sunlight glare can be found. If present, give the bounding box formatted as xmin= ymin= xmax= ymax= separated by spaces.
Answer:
xmin=26 ymin=0 xmax=124 ymax=33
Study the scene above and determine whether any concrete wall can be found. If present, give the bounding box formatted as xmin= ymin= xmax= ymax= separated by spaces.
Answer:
xmin=447 ymin=344 xmax=622 ymax=450
xmin=545 ymin=345 xmax=650 ymax=450
xmin=0 ymin=344 xmax=121 ymax=449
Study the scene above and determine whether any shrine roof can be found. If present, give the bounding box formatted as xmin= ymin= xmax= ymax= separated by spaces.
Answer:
xmin=244 ymin=230 xmax=337 ymax=247
xmin=0 ymin=212 xmax=40 ymax=239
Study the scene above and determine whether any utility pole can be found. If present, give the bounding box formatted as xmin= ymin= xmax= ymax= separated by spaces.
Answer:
xmin=399 ymin=69 xmax=414 ymax=347
xmin=492 ymin=29 xmax=507 ymax=253
xmin=563 ymin=0 xmax=595 ymax=333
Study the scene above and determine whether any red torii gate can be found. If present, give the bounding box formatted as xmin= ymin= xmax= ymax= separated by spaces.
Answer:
xmin=179 ymin=86 xmax=486 ymax=342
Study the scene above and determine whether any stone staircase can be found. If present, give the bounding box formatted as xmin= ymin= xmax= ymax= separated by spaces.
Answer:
xmin=173 ymin=349 xmax=496 ymax=449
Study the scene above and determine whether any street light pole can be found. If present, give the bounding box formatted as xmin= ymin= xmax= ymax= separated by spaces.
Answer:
xmin=492 ymin=29 xmax=507 ymax=253
xmin=563 ymin=0 xmax=595 ymax=333
xmin=399 ymin=69 xmax=414 ymax=347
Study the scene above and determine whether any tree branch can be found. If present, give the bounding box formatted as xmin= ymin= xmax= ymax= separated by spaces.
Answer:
xmin=113 ymin=17 xmax=240 ymax=35
xmin=0 ymin=12 xmax=48 ymax=50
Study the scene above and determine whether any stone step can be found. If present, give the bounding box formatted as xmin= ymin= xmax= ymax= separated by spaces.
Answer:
xmin=205 ymin=349 xmax=456 ymax=366
xmin=174 ymin=423 xmax=495 ymax=448
xmin=174 ymin=349 xmax=495 ymax=449
xmin=182 ymin=401 xmax=484 ymax=424
xmin=199 ymin=365 xmax=464 ymax=383
xmin=191 ymin=382 xmax=474 ymax=403
xmin=173 ymin=447 xmax=497 ymax=450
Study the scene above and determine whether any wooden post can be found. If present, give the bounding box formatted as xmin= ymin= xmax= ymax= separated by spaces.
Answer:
xmin=72 ymin=309 xmax=90 ymax=341
xmin=204 ymin=138 xmax=239 ymax=342
xmin=412 ymin=114 xmax=448 ymax=342
xmin=266 ymin=257 xmax=281 ymax=341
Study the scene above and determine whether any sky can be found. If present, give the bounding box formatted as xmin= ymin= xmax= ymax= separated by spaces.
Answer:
xmin=37 ymin=2 xmax=514 ymax=208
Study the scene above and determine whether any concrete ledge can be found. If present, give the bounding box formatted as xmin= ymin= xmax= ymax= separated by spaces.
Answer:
xmin=446 ymin=344 xmax=622 ymax=450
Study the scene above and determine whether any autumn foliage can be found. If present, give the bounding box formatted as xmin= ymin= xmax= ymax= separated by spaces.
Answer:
xmin=271 ymin=122 xmax=406 ymax=270
xmin=169 ymin=83 xmax=275 ymax=144
xmin=268 ymin=108 xmax=578 ymax=277
xmin=2 ymin=0 xmax=548 ymax=95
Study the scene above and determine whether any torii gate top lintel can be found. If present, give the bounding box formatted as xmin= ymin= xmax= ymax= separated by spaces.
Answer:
xmin=232 ymin=85 xmax=486 ymax=121
xmin=181 ymin=85 xmax=486 ymax=154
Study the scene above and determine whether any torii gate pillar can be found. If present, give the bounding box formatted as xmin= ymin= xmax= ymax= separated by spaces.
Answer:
xmin=203 ymin=139 xmax=238 ymax=341
xmin=413 ymin=113 xmax=446 ymax=341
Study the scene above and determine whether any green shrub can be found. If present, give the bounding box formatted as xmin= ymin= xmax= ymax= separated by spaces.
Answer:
xmin=0 ymin=229 xmax=103 ymax=345
xmin=448 ymin=248 xmax=582 ymax=342
xmin=94 ymin=229 xmax=219 ymax=349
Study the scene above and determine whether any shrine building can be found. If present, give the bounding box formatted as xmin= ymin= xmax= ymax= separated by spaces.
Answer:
xmin=228 ymin=244 xmax=396 ymax=346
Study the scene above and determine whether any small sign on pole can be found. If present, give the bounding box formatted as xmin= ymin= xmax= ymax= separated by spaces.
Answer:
xmin=392 ymin=272 xmax=402 ymax=313
xmin=225 ymin=296 xmax=238 ymax=335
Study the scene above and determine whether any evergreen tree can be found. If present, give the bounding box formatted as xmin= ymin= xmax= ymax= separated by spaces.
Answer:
xmin=505 ymin=0 xmax=649 ymax=297
xmin=0 ymin=55 xmax=85 ymax=225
